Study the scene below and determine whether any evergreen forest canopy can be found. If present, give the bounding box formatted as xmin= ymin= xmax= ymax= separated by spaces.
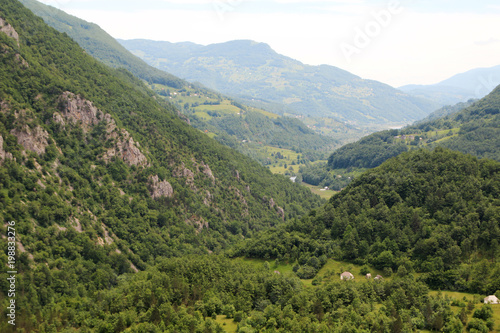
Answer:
xmin=0 ymin=1 xmax=498 ymax=332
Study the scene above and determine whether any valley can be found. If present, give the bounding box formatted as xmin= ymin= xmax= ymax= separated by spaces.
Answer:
xmin=0 ymin=0 xmax=498 ymax=332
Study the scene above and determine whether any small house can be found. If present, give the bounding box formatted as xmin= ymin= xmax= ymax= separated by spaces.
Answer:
xmin=484 ymin=295 xmax=499 ymax=304
xmin=340 ymin=272 xmax=354 ymax=280
xmin=366 ymin=273 xmax=372 ymax=279
xmin=374 ymin=275 xmax=383 ymax=280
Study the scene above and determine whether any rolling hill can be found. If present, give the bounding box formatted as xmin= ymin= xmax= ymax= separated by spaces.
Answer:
xmin=118 ymin=38 xmax=440 ymax=127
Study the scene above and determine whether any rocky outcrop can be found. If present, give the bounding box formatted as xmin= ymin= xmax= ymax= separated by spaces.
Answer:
xmin=56 ymin=92 xmax=148 ymax=167
xmin=0 ymin=135 xmax=13 ymax=162
xmin=11 ymin=125 xmax=49 ymax=155
xmin=265 ymin=197 xmax=284 ymax=220
xmin=277 ymin=207 xmax=285 ymax=220
xmin=186 ymin=215 xmax=209 ymax=234
xmin=149 ymin=175 xmax=174 ymax=199
xmin=203 ymin=190 xmax=212 ymax=206
xmin=0 ymin=17 xmax=19 ymax=47
xmin=269 ymin=197 xmax=275 ymax=208
xmin=56 ymin=92 xmax=104 ymax=132
xmin=229 ymin=186 xmax=249 ymax=217
xmin=200 ymin=161 xmax=215 ymax=184
xmin=173 ymin=162 xmax=195 ymax=188
xmin=102 ymin=135 xmax=148 ymax=167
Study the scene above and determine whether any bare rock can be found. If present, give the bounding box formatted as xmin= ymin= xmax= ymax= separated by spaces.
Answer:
xmin=269 ymin=197 xmax=275 ymax=208
xmin=149 ymin=175 xmax=174 ymax=199
xmin=203 ymin=190 xmax=212 ymax=206
xmin=14 ymin=53 xmax=28 ymax=68
xmin=58 ymin=92 xmax=148 ymax=167
xmin=0 ymin=17 xmax=19 ymax=46
xmin=277 ymin=206 xmax=285 ymax=220
xmin=200 ymin=161 xmax=215 ymax=183
xmin=186 ymin=215 xmax=209 ymax=234
xmin=0 ymin=135 xmax=12 ymax=162
xmin=173 ymin=162 xmax=196 ymax=188
xmin=57 ymin=92 xmax=102 ymax=132
xmin=11 ymin=125 xmax=49 ymax=155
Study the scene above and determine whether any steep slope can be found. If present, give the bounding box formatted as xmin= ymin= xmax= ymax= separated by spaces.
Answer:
xmin=0 ymin=0 xmax=323 ymax=289
xmin=119 ymin=39 xmax=439 ymax=127
xmin=414 ymin=99 xmax=476 ymax=124
xmin=19 ymin=0 xmax=186 ymax=89
xmin=21 ymin=0 xmax=340 ymax=162
xmin=400 ymin=65 xmax=500 ymax=105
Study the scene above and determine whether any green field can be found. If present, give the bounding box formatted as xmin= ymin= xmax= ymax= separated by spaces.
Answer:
xmin=302 ymin=183 xmax=337 ymax=199
xmin=215 ymin=315 xmax=238 ymax=333
xmin=224 ymin=258 xmax=500 ymax=332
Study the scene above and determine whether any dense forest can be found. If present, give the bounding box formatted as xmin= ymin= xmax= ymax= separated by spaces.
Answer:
xmin=0 ymin=1 xmax=499 ymax=332
xmin=0 ymin=2 xmax=327 ymax=331
xmin=325 ymin=89 xmax=500 ymax=171
xmin=234 ymin=148 xmax=500 ymax=294
xmin=297 ymin=90 xmax=499 ymax=189
xmin=19 ymin=0 xmax=186 ymax=89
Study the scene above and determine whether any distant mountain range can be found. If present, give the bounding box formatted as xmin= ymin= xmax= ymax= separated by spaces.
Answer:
xmin=20 ymin=0 xmax=340 ymax=162
xmin=118 ymin=39 xmax=439 ymax=127
xmin=399 ymin=65 xmax=500 ymax=105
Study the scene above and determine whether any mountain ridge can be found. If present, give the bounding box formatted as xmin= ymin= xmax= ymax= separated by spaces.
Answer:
xmin=119 ymin=38 xmax=440 ymax=127
xmin=399 ymin=64 xmax=500 ymax=106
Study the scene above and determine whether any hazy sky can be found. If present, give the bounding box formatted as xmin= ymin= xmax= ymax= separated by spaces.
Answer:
xmin=38 ymin=0 xmax=500 ymax=87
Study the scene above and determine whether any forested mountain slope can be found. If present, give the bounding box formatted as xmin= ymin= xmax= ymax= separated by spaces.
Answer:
xmin=19 ymin=0 xmax=186 ymax=89
xmin=119 ymin=39 xmax=439 ymax=127
xmin=0 ymin=2 xmax=327 ymax=330
xmin=21 ymin=0 xmax=339 ymax=163
xmin=234 ymin=148 xmax=500 ymax=294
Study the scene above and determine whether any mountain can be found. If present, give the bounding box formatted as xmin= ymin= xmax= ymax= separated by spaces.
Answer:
xmin=19 ymin=0 xmax=186 ymax=89
xmin=325 ymin=85 xmax=500 ymax=171
xmin=414 ymin=99 xmax=477 ymax=124
xmin=118 ymin=39 xmax=439 ymax=127
xmin=3 ymin=2 xmax=499 ymax=332
xmin=21 ymin=0 xmax=340 ymax=164
xmin=399 ymin=65 xmax=500 ymax=106
xmin=0 ymin=2 xmax=329 ymax=330
xmin=235 ymin=148 xmax=500 ymax=294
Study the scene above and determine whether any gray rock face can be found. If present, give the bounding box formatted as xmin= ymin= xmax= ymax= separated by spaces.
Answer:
xmin=0 ymin=17 xmax=19 ymax=46
xmin=56 ymin=92 xmax=148 ymax=167
xmin=149 ymin=175 xmax=174 ymax=199
xmin=11 ymin=125 xmax=49 ymax=155
xmin=0 ymin=135 xmax=13 ymax=162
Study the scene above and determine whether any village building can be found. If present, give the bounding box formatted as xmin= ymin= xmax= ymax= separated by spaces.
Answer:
xmin=484 ymin=295 xmax=499 ymax=304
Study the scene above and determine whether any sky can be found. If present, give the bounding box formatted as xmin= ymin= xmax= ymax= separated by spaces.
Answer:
xmin=38 ymin=0 xmax=500 ymax=87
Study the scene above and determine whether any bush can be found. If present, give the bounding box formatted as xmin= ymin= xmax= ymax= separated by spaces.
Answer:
xmin=296 ymin=265 xmax=317 ymax=279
